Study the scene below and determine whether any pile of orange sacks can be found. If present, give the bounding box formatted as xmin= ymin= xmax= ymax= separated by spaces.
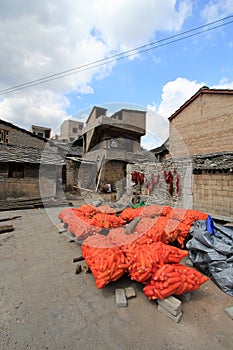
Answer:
xmin=58 ymin=204 xmax=208 ymax=247
xmin=58 ymin=204 xmax=209 ymax=298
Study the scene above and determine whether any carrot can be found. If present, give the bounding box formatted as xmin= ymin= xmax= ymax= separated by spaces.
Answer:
xmin=163 ymin=277 xmax=181 ymax=288
xmin=117 ymin=264 xmax=128 ymax=270
xmin=109 ymin=261 xmax=117 ymax=277
xmin=159 ymin=282 xmax=181 ymax=297
xmin=106 ymin=253 xmax=115 ymax=268
xmin=111 ymin=270 xmax=124 ymax=281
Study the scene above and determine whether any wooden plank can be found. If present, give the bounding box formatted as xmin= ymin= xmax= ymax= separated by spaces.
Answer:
xmin=0 ymin=225 xmax=14 ymax=234
xmin=0 ymin=216 xmax=21 ymax=222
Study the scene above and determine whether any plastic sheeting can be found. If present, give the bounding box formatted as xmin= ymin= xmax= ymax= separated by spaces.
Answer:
xmin=187 ymin=219 xmax=233 ymax=296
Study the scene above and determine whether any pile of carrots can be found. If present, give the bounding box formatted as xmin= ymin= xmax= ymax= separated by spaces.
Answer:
xmin=59 ymin=204 xmax=209 ymax=298
xmin=58 ymin=204 xmax=208 ymax=246
xmin=143 ymin=264 xmax=209 ymax=299
xmin=82 ymin=234 xmax=128 ymax=288
xmin=81 ymin=227 xmax=209 ymax=297
xmin=127 ymin=242 xmax=188 ymax=283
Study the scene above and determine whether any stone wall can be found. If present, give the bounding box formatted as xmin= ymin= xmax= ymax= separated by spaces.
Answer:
xmin=0 ymin=122 xmax=46 ymax=149
xmin=127 ymin=159 xmax=193 ymax=209
xmin=101 ymin=160 xmax=125 ymax=191
xmin=193 ymin=171 xmax=233 ymax=220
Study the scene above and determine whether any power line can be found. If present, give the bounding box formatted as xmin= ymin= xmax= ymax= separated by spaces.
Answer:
xmin=1 ymin=15 xmax=233 ymax=95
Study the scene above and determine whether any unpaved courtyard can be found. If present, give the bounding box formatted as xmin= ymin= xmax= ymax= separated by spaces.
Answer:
xmin=0 ymin=206 xmax=232 ymax=350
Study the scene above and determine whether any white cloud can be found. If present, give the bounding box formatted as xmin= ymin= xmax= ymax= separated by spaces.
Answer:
xmin=0 ymin=0 xmax=192 ymax=131
xmin=141 ymin=103 xmax=169 ymax=149
xmin=157 ymin=77 xmax=205 ymax=118
xmin=0 ymin=89 xmax=70 ymax=135
xmin=211 ymin=78 xmax=233 ymax=88
xmin=201 ymin=0 xmax=233 ymax=22
xmin=143 ymin=76 xmax=233 ymax=149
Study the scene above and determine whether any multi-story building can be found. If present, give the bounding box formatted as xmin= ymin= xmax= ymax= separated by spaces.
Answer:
xmin=30 ymin=125 xmax=51 ymax=139
xmin=59 ymin=119 xmax=84 ymax=142
xmin=79 ymin=106 xmax=148 ymax=191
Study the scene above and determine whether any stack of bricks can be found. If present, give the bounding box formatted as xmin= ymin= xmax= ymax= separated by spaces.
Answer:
xmin=157 ymin=296 xmax=183 ymax=323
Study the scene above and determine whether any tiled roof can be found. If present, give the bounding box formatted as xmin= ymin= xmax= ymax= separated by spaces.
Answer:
xmin=169 ymin=87 xmax=233 ymax=122
xmin=0 ymin=144 xmax=64 ymax=165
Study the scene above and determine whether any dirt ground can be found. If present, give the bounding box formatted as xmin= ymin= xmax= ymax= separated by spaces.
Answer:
xmin=0 ymin=203 xmax=232 ymax=350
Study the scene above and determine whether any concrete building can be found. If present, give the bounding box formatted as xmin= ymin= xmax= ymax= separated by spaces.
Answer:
xmin=79 ymin=106 xmax=148 ymax=191
xmin=30 ymin=125 xmax=51 ymax=139
xmin=59 ymin=119 xmax=84 ymax=142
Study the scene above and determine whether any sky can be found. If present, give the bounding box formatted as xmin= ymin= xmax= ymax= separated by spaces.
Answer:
xmin=0 ymin=0 xmax=233 ymax=149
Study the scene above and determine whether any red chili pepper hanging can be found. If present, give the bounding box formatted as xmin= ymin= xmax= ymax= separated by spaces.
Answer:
xmin=176 ymin=173 xmax=180 ymax=197
xmin=164 ymin=170 xmax=173 ymax=196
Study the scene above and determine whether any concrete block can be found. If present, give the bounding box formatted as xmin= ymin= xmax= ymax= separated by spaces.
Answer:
xmin=115 ymin=289 xmax=128 ymax=307
xmin=176 ymin=292 xmax=192 ymax=302
xmin=158 ymin=305 xmax=183 ymax=323
xmin=125 ymin=287 xmax=136 ymax=299
xmin=157 ymin=296 xmax=182 ymax=313
xmin=157 ymin=302 xmax=181 ymax=317
xmin=225 ymin=306 xmax=233 ymax=320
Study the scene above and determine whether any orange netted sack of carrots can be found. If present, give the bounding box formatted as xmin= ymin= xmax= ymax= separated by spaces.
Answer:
xmin=128 ymin=242 xmax=188 ymax=283
xmin=119 ymin=207 xmax=144 ymax=222
xmin=58 ymin=208 xmax=76 ymax=224
xmin=140 ymin=204 xmax=163 ymax=217
xmin=82 ymin=234 xmax=128 ymax=288
xmin=108 ymin=227 xmax=140 ymax=247
xmin=68 ymin=216 xmax=100 ymax=241
xmin=89 ymin=212 xmax=125 ymax=228
xmin=132 ymin=217 xmax=168 ymax=244
xmin=143 ymin=263 xmax=209 ymax=300
xmin=73 ymin=204 xmax=98 ymax=218
xmin=97 ymin=205 xmax=116 ymax=214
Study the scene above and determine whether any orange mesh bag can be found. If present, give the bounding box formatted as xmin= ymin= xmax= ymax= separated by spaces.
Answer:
xmin=82 ymin=234 xmax=128 ymax=288
xmin=143 ymin=263 xmax=209 ymax=300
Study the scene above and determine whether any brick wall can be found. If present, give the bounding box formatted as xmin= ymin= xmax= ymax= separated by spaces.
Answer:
xmin=193 ymin=172 xmax=233 ymax=220
xmin=169 ymin=93 xmax=233 ymax=157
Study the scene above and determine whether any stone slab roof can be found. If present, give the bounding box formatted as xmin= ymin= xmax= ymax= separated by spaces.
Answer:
xmin=0 ymin=144 xmax=64 ymax=165
xmin=193 ymin=152 xmax=233 ymax=170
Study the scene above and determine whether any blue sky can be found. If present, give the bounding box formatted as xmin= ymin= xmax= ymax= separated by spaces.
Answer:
xmin=0 ymin=0 xmax=233 ymax=149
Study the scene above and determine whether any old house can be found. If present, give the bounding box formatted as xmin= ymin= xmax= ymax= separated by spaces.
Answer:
xmin=168 ymin=86 xmax=233 ymax=221
xmin=80 ymin=106 xmax=148 ymax=192
xmin=0 ymin=119 xmax=64 ymax=201
xmin=128 ymin=87 xmax=233 ymax=221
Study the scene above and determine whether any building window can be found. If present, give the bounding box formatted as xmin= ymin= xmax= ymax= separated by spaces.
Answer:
xmin=8 ymin=163 xmax=24 ymax=178
xmin=125 ymin=140 xmax=133 ymax=152
xmin=72 ymin=127 xmax=78 ymax=133
xmin=0 ymin=129 xmax=9 ymax=144
xmin=45 ymin=130 xmax=50 ymax=138
xmin=79 ymin=124 xmax=83 ymax=130
xmin=37 ymin=132 xmax=43 ymax=137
